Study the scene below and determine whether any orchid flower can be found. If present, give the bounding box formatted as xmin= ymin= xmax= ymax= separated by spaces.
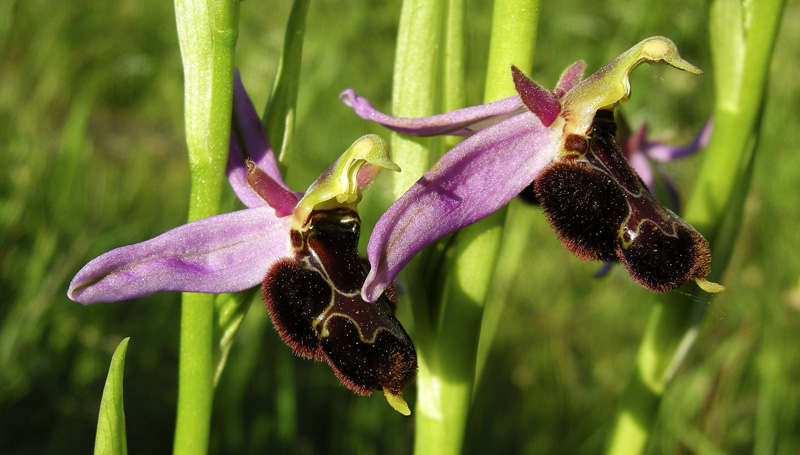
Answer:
xmin=341 ymin=36 xmax=724 ymax=300
xmin=622 ymin=118 xmax=714 ymax=213
xmin=68 ymin=74 xmax=417 ymax=414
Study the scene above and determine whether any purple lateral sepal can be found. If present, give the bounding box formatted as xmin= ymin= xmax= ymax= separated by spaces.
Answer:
xmin=231 ymin=71 xmax=286 ymax=186
xmin=68 ymin=207 xmax=292 ymax=304
xmin=340 ymin=89 xmax=526 ymax=137
xmin=362 ymin=112 xmax=558 ymax=301
xmin=645 ymin=118 xmax=713 ymax=162
xmin=625 ymin=119 xmax=713 ymax=207
xmin=228 ymin=72 xmax=299 ymax=211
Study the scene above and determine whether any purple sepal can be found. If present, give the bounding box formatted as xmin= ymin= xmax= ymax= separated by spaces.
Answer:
xmin=228 ymin=72 xmax=299 ymax=211
xmin=625 ymin=119 xmax=713 ymax=208
xmin=340 ymin=88 xmax=525 ymax=137
xmin=68 ymin=207 xmax=292 ymax=304
xmin=362 ymin=112 xmax=558 ymax=301
xmin=646 ymin=118 xmax=713 ymax=162
xmin=228 ymin=138 xmax=300 ymax=214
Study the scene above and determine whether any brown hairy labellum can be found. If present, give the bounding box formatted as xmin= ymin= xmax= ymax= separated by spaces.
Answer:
xmin=262 ymin=208 xmax=417 ymax=398
xmin=535 ymin=110 xmax=712 ymax=292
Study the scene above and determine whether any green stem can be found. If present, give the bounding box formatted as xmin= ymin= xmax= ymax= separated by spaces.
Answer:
xmin=390 ymin=0 xmax=444 ymax=197
xmin=684 ymin=0 xmax=785 ymax=234
xmin=388 ymin=0 xmax=445 ymax=444
xmin=605 ymin=1 xmax=784 ymax=453
xmin=474 ymin=0 xmax=540 ymax=384
xmin=389 ymin=0 xmax=445 ymax=448
xmin=483 ymin=0 xmax=538 ymax=102
xmin=173 ymin=0 xmax=239 ymax=453
xmin=475 ymin=201 xmax=537 ymax=382
xmin=441 ymin=0 xmax=465 ymax=135
xmin=413 ymin=1 xmax=539 ymax=454
xmin=398 ymin=0 xmax=461 ymax=451
xmin=412 ymin=0 xmax=470 ymax=447
xmin=414 ymin=210 xmax=504 ymax=455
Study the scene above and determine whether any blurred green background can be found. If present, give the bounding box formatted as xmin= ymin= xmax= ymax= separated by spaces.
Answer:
xmin=1 ymin=0 xmax=798 ymax=453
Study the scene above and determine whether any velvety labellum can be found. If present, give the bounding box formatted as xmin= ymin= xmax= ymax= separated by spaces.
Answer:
xmin=535 ymin=111 xmax=711 ymax=292
xmin=262 ymin=208 xmax=417 ymax=396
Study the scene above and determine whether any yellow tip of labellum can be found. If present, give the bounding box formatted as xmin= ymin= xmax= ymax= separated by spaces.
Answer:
xmin=696 ymin=278 xmax=725 ymax=294
xmin=384 ymin=390 xmax=411 ymax=416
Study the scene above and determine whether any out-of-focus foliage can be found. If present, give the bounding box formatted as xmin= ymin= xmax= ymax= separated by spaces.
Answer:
xmin=1 ymin=0 xmax=798 ymax=453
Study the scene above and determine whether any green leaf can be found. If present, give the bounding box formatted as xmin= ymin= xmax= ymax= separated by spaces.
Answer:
xmin=213 ymin=289 xmax=257 ymax=387
xmin=94 ymin=337 xmax=130 ymax=455
xmin=264 ymin=0 xmax=310 ymax=176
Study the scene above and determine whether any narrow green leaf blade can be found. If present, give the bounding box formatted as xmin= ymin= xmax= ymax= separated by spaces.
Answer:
xmin=264 ymin=0 xmax=310 ymax=175
xmin=213 ymin=288 xmax=257 ymax=387
xmin=94 ymin=337 xmax=130 ymax=455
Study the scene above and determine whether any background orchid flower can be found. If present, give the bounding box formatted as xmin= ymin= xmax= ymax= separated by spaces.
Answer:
xmin=342 ymin=36 xmax=722 ymax=301
xmin=68 ymin=74 xmax=416 ymax=414
xmin=622 ymin=118 xmax=714 ymax=213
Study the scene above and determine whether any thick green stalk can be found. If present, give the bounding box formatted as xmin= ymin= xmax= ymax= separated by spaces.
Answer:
xmin=414 ymin=0 xmax=474 ymax=446
xmin=684 ymin=0 xmax=785 ymax=233
xmin=390 ymin=0 xmax=444 ymax=197
xmin=483 ymin=0 xmax=538 ymax=101
xmin=474 ymin=0 xmax=540 ymax=384
xmin=475 ymin=201 xmax=537 ymax=382
xmin=391 ymin=0 xmax=446 ymax=450
xmin=605 ymin=0 xmax=785 ymax=453
xmin=413 ymin=1 xmax=539 ymax=454
xmin=414 ymin=210 xmax=504 ymax=455
xmin=173 ymin=0 xmax=239 ymax=454
xmin=441 ymin=0 xmax=466 ymax=144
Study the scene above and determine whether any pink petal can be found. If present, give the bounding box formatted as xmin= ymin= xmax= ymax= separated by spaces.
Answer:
xmin=68 ymin=207 xmax=292 ymax=304
xmin=363 ymin=112 xmax=559 ymax=301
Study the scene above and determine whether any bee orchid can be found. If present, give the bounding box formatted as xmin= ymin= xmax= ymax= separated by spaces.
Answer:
xmin=341 ymin=36 xmax=723 ymax=299
xmin=68 ymin=73 xmax=417 ymax=414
